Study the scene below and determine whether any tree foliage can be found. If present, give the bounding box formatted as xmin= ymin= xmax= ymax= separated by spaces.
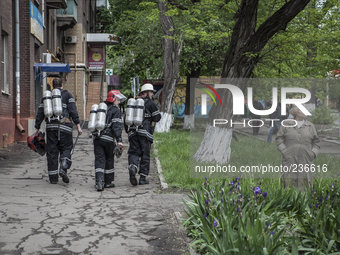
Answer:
xmin=99 ymin=0 xmax=340 ymax=106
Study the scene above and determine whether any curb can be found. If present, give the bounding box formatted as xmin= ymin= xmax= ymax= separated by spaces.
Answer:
xmin=153 ymin=143 xmax=198 ymax=254
xmin=322 ymin=138 xmax=340 ymax=145
xmin=153 ymin=142 xmax=168 ymax=189
xmin=235 ymin=128 xmax=340 ymax=146
xmin=173 ymin=211 xmax=200 ymax=255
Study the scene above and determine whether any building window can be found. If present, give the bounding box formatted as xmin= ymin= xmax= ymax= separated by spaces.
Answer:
xmin=1 ymin=32 xmax=9 ymax=94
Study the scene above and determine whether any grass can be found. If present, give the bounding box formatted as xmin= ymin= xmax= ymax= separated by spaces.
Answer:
xmin=154 ymin=129 xmax=340 ymax=189
xmin=153 ymin=130 xmax=200 ymax=189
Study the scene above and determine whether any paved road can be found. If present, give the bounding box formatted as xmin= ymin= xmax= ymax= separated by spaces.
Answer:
xmin=233 ymin=120 xmax=340 ymax=158
xmin=0 ymin=129 xmax=191 ymax=255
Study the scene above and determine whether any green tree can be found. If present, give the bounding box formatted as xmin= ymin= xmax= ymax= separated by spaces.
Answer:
xmin=195 ymin=0 xmax=313 ymax=164
xmin=99 ymin=0 xmax=164 ymax=90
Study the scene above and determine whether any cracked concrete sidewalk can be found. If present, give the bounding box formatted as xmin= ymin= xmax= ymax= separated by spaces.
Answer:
xmin=0 ymin=129 xmax=193 ymax=255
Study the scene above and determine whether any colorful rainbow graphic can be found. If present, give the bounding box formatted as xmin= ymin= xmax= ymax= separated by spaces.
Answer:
xmin=197 ymin=82 xmax=222 ymax=106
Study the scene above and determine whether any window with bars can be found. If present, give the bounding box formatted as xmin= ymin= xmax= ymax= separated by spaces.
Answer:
xmin=1 ymin=32 xmax=9 ymax=94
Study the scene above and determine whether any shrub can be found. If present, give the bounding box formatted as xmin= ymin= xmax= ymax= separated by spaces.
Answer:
xmin=310 ymin=106 xmax=336 ymax=126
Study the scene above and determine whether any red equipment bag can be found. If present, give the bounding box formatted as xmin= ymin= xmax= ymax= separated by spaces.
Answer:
xmin=27 ymin=131 xmax=46 ymax=156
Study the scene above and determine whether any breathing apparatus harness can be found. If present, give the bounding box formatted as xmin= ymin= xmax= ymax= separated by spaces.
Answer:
xmin=89 ymin=103 xmax=115 ymax=138
xmin=125 ymin=97 xmax=146 ymax=132
xmin=42 ymin=88 xmax=70 ymax=140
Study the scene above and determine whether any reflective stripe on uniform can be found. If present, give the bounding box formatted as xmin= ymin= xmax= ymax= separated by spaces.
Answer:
xmin=136 ymin=129 xmax=153 ymax=140
xmin=104 ymin=169 xmax=114 ymax=174
xmin=152 ymin=110 xmax=160 ymax=116
xmin=128 ymin=129 xmax=153 ymax=141
xmin=46 ymin=124 xmax=73 ymax=133
xmin=95 ymin=168 xmax=104 ymax=173
xmin=48 ymin=170 xmax=59 ymax=175
xmin=99 ymin=135 xmax=114 ymax=143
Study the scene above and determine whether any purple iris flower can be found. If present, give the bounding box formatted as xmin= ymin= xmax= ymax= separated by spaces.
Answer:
xmin=254 ymin=187 xmax=261 ymax=195
xmin=204 ymin=212 xmax=209 ymax=218
xmin=270 ymin=231 xmax=274 ymax=235
xmin=213 ymin=219 xmax=218 ymax=227
xmin=316 ymin=203 xmax=319 ymax=208
xmin=205 ymin=199 xmax=209 ymax=205
xmin=325 ymin=196 xmax=328 ymax=201
xmin=263 ymin=192 xmax=267 ymax=198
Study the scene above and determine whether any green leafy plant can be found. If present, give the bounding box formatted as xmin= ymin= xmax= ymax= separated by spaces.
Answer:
xmin=3 ymin=133 xmax=8 ymax=148
xmin=309 ymin=106 xmax=336 ymax=130
xmin=183 ymin=178 xmax=340 ymax=255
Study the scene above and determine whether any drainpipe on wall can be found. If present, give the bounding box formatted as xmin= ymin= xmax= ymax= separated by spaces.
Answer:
xmin=83 ymin=71 xmax=86 ymax=120
xmin=42 ymin=0 xmax=44 ymax=26
xmin=15 ymin=0 xmax=25 ymax=135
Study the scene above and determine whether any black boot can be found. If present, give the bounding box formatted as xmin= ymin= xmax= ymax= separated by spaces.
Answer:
xmin=139 ymin=176 xmax=149 ymax=185
xmin=129 ymin=165 xmax=137 ymax=186
xmin=104 ymin=182 xmax=115 ymax=188
xmin=96 ymin=181 xmax=104 ymax=191
xmin=95 ymin=172 xmax=104 ymax=191
xmin=59 ymin=169 xmax=69 ymax=183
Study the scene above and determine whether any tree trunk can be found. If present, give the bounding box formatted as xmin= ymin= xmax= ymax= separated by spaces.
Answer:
xmin=183 ymin=67 xmax=200 ymax=130
xmin=194 ymin=0 xmax=311 ymax=164
xmin=155 ymin=0 xmax=183 ymax=133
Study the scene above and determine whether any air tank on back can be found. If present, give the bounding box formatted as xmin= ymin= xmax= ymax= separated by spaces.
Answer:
xmin=134 ymin=98 xmax=145 ymax=126
xmin=43 ymin=90 xmax=53 ymax=118
xmin=95 ymin=103 xmax=107 ymax=131
xmin=52 ymin=89 xmax=63 ymax=117
xmin=125 ymin=98 xmax=136 ymax=126
xmin=88 ymin=104 xmax=98 ymax=132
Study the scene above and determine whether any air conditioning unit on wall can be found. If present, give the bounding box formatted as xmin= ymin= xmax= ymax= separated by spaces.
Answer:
xmin=64 ymin=36 xmax=77 ymax=43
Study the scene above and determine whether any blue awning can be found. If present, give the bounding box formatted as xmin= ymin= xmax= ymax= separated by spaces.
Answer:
xmin=34 ymin=63 xmax=71 ymax=73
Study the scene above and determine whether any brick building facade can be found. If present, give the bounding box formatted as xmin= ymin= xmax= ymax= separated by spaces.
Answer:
xmin=0 ymin=0 xmax=14 ymax=148
xmin=0 ymin=0 xmax=119 ymax=148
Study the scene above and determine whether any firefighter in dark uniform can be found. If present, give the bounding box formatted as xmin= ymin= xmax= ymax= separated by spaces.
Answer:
xmin=35 ymin=77 xmax=82 ymax=184
xmin=93 ymin=90 xmax=125 ymax=191
xmin=125 ymin=83 xmax=161 ymax=186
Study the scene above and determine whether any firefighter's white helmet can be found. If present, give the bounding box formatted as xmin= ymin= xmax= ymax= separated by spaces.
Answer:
xmin=140 ymin=83 xmax=156 ymax=93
